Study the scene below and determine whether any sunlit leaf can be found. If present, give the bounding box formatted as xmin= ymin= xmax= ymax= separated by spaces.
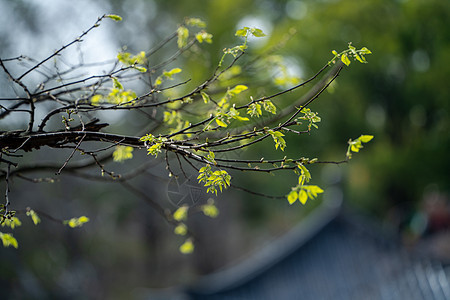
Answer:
xmin=186 ymin=17 xmax=206 ymax=28
xmin=201 ymin=199 xmax=219 ymax=218
xmin=173 ymin=205 xmax=189 ymax=221
xmin=341 ymin=53 xmax=351 ymax=66
xmin=26 ymin=210 xmax=41 ymax=225
xmin=216 ymin=119 xmax=227 ymax=128
xmin=64 ymin=216 xmax=90 ymax=228
xmin=174 ymin=223 xmax=188 ymax=235
xmin=298 ymin=189 xmax=308 ymax=204
xmin=179 ymin=239 xmax=194 ymax=254
xmin=105 ymin=14 xmax=122 ymax=22
xmin=201 ymin=91 xmax=210 ymax=104
xmin=359 ymin=135 xmax=374 ymax=143
xmin=177 ymin=26 xmax=189 ymax=48
xmin=287 ymin=190 xmax=298 ymax=204
xmin=112 ymin=145 xmax=134 ymax=162
xmin=0 ymin=232 xmax=18 ymax=248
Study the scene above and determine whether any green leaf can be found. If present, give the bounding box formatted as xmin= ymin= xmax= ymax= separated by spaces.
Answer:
xmin=235 ymin=27 xmax=249 ymax=37
xmin=298 ymin=189 xmax=308 ymax=204
xmin=90 ymin=94 xmax=103 ymax=106
xmin=360 ymin=47 xmax=372 ymax=54
xmin=163 ymin=68 xmax=182 ymax=79
xmin=195 ymin=31 xmax=213 ymax=44
xmin=341 ymin=53 xmax=351 ymax=66
xmin=1 ymin=217 xmax=22 ymax=229
xmin=26 ymin=210 xmax=41 ymax=225
xmin=179 ymin=239 xmax=194 ymax=254
xmin=263 ymin=100 xmax=277 ymax=114
xmin=247 ymin=103 xmax=262 ymax=117
xmin=112 ymin=145 xmax=134 ymax=162
xmin=105 ymin=14 xmax=122 ymax=22
xmin=134 ymin=66 xmax=147 ymax=73
xmin=174 ymin=223 xmax=188 ymax=236
xmin=112 ymin=77 xmax=123 ymax=90
xmin=173 ymin=205 xmax=189 ymax=221
xmin=287 ymin=190 xmax=298 ymax=205
xmin=228 ymin=85 xmax=248 ymax=96
xmin=0 ymin=232 xmax=18 ymax=248
xmin=186 ymin=17 xmax=206 ymax=28
xmin=201 ymin=91 xmax=210 ymax=104
xmin=201 ymin=199 xmax=219 ymax=218
xmin=216 ymin=118 xmax=228 ymax=128
xmin=250 ymin=28 xmax=266 ymax=37
xmin=177 ymin=26 xmax=189 ymax=48
xmin=64 ymin=216 xmax=90 ymax=228
xmin=359 ymin=135 xmax=374 ymax=143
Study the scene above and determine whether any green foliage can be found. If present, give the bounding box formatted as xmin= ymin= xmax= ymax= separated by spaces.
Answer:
xmin=179 ymin=238 xmax=194 ymax=254
xmin=64 ymin=216 xmax=90 ymax=228
xmin=26 ymin=209 xmax=41 ymax=225
xmin=197 ymin=165 xmax=231 ymax=195
xmin=235 ymin=27 xmax=266 ymax=38
xmin=117 ymin=51 xmax=147 ymax=72
xmin=112 ymin=145 xmax=134 ymax=162
xmin=296 ymin=108 xmax=321 ymax=131
xmin=329 ymin=43 xmax=372 ymax=66
xmin=196 ymin=31 xmax=213 ymax=44
xmin=201 ymin=199 xmax=219 ymax=218
xmin=268 ymin=130 xmax=286 ymax=151
xmin=0 ymin=232 xmax=18 ymax=248
xmin=91 ymin=77 xmax=137 ymax=106
xmin=174 ymin=223 xmax=188 ymax=235
xmin=287 ymin=163 xmax=324 ymax=205
xmin=1 ymin=216 xmax=21 ymax=229
xmin=346 ymin=135 xmax=374 ymax=159
xmin=173 ymin=205 xmax=189 ymax=221
xmin=177 ymin=26 xmax=189 ymax=48
xmin=219 ymin=26 xmax=266 ymax=66
xmin=201 ymin=91 xmax=210 ymax=104
xmin=185 ymin=17 xmax=206 ymax=28
xmin=105 ymin=14 xmax=122 ymax=22
xmin=155 ymin=68 xmax=183 ymax=86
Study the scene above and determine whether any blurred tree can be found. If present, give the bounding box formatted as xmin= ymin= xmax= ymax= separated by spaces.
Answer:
xmin=0 ymin=6 xmax=374 ymax=297
xmin=273 ymin=0 xmax=449 ymax=231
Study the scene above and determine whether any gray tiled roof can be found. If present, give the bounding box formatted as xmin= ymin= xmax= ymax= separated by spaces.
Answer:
xmin=185 ymin=203 xmax=450 ymax=300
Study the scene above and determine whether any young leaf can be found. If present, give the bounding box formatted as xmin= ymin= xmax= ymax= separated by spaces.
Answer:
xmin=359 ymin=135 xmax=374 ymax=143
xmin=201 ymin=91 xmax=210 ymax=104
xmin=134 ymin=66 xmax=147 ymax=73
xmin=228 ymin=85 xmax=248 ymax=96
xmin=235 ymin=27 xmax=249 ymax=37
xmin=112 ymin=145 xmax=134 ymax=162
xmin=287 ymin=190 xmax=298 ymax=205
xmin=26 ymin=210 xmax=41 ymax=225
xmin=341 ymin=53 xmax=351 ymax=66
xmin=201 ymin=199 xmax=219 ymax=218
xmin=173 ymin=205 xmax=189 ymax=221
xmin=179 ymin=239 xmax=194 ymax=254
xmin=298 ymin=189 xmax=308 ymax=205
xmin=64 ymin=216 xmax=90 ymax=228
xmin=196 ymin=31 xmax=213 ymax=44
xmin=177 ymin=26 xmax=189 ymax=48
xmin=186 ymin=17 xmax=206 ymax=28
xmin=250 ymin=28 xmax=266 ymax=37
xmin=0 ymin=232 xmax=18 ymax=248
xmin=105 ymin=14 xmax=122 ymax=22
xmin=163 ymin=68 xmax=182 ymax=79
xmin=112 ymin=77 xmax=123 ymax=90
xmin=216 ymin=119 xmax=228 ymax=128
xmin=174 ymin=223 xmax=188 ymax=235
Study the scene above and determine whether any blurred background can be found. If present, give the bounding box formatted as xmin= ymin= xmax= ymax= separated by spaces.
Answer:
xmin=0 ymin=0 xmax=449 ymax=298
